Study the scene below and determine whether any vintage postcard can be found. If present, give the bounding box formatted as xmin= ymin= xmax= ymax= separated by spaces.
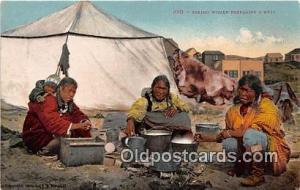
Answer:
xmin=1 ymin=1 xmax=299 ymax=189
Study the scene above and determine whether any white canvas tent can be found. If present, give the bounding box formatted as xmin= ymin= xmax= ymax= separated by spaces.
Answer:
xmin=1 ymin=1 xmax=178 ymax=110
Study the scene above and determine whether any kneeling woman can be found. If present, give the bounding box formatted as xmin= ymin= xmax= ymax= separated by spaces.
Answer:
xmin=195 ymin=75 xmax=290 ymax=186
xmin=124 ymin=75 xmax=191 ymax=136
xmin=23 ymin=77 xmax=92 ymax=155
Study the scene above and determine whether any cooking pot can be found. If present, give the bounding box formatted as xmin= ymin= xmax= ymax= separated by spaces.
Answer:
xmin=150 ymin=156 xmax=180 ymax=172
xmin=195 ymin=123 xmax=220 ymax=136
xmin=171 ymin=138 xmax=198 ymax=154
xmin=142 ymin=130 xmax=172 ymax=153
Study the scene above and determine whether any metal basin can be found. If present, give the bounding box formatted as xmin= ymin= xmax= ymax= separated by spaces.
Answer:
xmin=142 ymin=130 xmax=172 ymax=153
xmin=60 ymin=138 xmax=105 ymax=167
xmin=195 ymin=123 xmax=220 ymax=136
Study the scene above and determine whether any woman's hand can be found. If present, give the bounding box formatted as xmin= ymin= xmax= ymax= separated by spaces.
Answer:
xmin=220 ymin=130 xmax=231 ymax=138
xmin=215 ymin=133 xmax=223 ymax=143
xmin=194 ymin=132 xmax=217 ymax=142
xmin=71 ymin=120 xmax=92 ymax=131
xmin=164 ymin=108 xmax=177 ymax=118
xmin=124 ymin=118 xmax=135 ymax=137
xmin=194 ymin=133 xmax=203 ymax=142
xmin=215 ymin=130 xmax=232 ymax=142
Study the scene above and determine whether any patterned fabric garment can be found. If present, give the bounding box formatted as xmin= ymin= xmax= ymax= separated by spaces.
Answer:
xmin=128 ymin=92 xmax=190 ymax=122
xmin=56 ymin=89 xmax=74 ymax=113
xmin=225 ymin=97 xmax=290 ymax=176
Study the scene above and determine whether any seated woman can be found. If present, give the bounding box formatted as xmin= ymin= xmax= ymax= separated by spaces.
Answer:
xmin=195 ymin=75 xmax=290 ymax=186
xmin=124 ymin=75 xmax=191 ymax=136
xmin=23 ymin=77 xmax=92 ymax=155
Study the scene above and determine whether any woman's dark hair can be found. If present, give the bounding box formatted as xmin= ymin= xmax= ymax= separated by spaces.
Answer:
xmin=58 ymin=77 xmax=78 ymax=89
xmin=151 ymin=75 xmax=170 ymax=92
xmin=238 ymin=75 xmax=263 ymax=99
xmin=150 ymin=75 xmax=172 ymax=107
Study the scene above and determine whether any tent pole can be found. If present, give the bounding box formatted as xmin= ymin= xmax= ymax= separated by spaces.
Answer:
xmin=65 ymin=33 xmax=69 ymax=43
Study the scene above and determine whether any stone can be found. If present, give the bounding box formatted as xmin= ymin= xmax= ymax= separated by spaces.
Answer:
xmin=126 ymin=167 xmax=139 ymax=173
xmin=9 ymin=136 xmax=23 ymax=148
xmin=105 ymin=142 xmax=116 ymax=154
xmin=101 ymin=185 xmax=109 ymax=190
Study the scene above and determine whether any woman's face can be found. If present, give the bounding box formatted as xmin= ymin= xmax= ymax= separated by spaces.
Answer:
xmin=238 ymin=84 xmax=256 ymax=105
xmin=152 ymin=80 xmax=169 ymax=101
xmin=60 ymin=84 xmax=77 ymax=103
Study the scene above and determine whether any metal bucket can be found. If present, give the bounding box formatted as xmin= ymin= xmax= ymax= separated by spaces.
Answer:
xmin=195 ymin=123 xmax=220 ymax=136
xmin=142 ymin=130 xmax=172 ymax=153
xmin=124 ymin=136 xmax=146 ymax=161
xmin=106 ymin=128 xmax=120 ymax=142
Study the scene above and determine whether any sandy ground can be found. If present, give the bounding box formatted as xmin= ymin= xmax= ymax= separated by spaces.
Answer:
xmin=1 ymin=103 xmax=300 ymax=190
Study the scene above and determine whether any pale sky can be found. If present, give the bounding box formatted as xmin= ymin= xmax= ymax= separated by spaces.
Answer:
xmin=1 ymin=1 xmax=300 ymax=57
